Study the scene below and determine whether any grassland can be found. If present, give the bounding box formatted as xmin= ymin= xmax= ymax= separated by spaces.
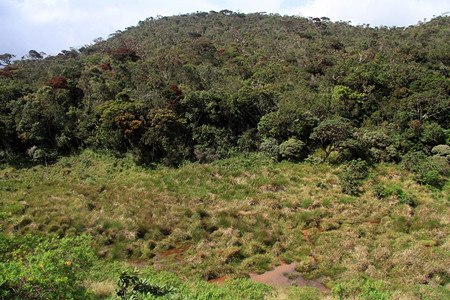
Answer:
xmin=0 ymin=150 xmax=448 ymax=299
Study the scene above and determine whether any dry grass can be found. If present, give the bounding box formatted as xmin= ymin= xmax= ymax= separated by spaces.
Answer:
xmin=0 ymin=151 xmax=448 ymax=298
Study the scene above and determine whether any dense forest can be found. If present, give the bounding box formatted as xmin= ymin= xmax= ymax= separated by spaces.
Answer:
xmin=1 ymin=11 xmax=449 ymax=168
xmin=0 ymin=11 xmax=449 ymax=299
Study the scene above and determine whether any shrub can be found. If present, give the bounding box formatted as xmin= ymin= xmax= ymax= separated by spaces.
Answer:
xmin=420 ymin=122 xmax=445 ymax=149
xmin=310 ymin=117 xmax=353 ymax=161
xmin=421 ymin=170 xmax=442 ymax=188
xmin=373 ymin=184 xmax=393 ymax=199
xmin=278 ymin=137 xmax=306 ymax=162
xmin=115 ymin=269 xmax=273 ymax=300
xmin=392 ymin=186 xmax=417 ymax=207
xmin=402 ymin=151 xmax=447 ymax=188
xmin=116 ymin=269 xmax=180 ymax=299
xmin=192 ymin=125 xmax=234 ymax=163
xmin=259 ymin=138 xmax=279 ymax=159
xmin=27 ymin=145 xmax=58 ymax=165
xmin=0 ymin=235 xmax=95 ymax=299
xmin=110 ymin=46 xmax=139 ymax=62
xmin=431 ymin=144 xmax=450 ymax=162
xmin=237 ymin=129 xmax=259 ymax=153
xmin=348 ymin=129 xmax=398 ymax=163
xmin=402 ymin=151 xmax=427 ymax=173
xmin=331 ymin=279 xmax=391 ymax=300
xmin=340 ymin=159 xmax=369 ymax=195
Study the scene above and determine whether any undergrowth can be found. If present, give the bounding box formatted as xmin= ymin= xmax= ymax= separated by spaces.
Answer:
xmin=0 ymin=150 xmax=448 ymax=299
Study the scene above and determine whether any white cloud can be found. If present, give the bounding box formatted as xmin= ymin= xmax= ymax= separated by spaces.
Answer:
xmin=282 ymin=0 xmax=449 ymax=26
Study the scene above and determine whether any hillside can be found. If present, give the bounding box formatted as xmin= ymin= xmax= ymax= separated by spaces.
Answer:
xmin=0 ymin=11 xmax=449 ymax=166
xmin=1 ymin=150 xmax=448 ymax=299
xmin=0 ymin=11 xmax=449 ymax=299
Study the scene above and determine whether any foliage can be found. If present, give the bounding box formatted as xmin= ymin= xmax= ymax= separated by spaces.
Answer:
xmin=431 ymin=144 xmax=450 ymax=158
xmin=0 ymin=53 xmax=15 ymax=66
xmin=0 ymin=151 xmax=448 ymax=298
xmin=0 ymin=11 xmax=449 ymax=299
xmin=278 ymin=137 xmax=306 ymax=162
xmin=115 ymin=269 xmax=273 ymax=300
xmin=0 ymin=13 xmax=449 ymax=168
xmin=340 ymin=158 xmax=369 ymax=195
xmin=0 ymin=235 xmax=95 ymax=299
xmin=402 ymin=151 xmax=447 ymax=188
xmin=117 ymin=269 xmax=180 ymax=299
xmin=259 ymin=137 xmax=279 ymax=159
xmin=332 ymin=85 xmax=367 ymax=121
xmin=94 ymin=92 xmax=145 ymax=152
xmin=46 ymin=76 xmax=68 ymax=89
xmin=310 ymin=117 xmax=353 ymax=161
xmin=332 ymin=279 xmax=391 ymax=300
xmin=344 ymin=129 xmax=398 ymax=163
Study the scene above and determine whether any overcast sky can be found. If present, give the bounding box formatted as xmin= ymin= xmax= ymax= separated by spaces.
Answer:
xmin=0 ymin=0 xmax=448 ymax=58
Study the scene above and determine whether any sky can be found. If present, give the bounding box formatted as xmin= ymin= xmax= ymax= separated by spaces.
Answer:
xmin=0 ymin=0 xmax=448 ymax=59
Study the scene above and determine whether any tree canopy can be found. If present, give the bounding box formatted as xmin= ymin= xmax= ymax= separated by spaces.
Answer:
xmin=0 ymin=11 xmax=448 ymax=167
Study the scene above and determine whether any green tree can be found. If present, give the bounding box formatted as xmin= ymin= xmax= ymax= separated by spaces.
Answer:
xmin=278 ymin=137 xmax=306 ymax=162
xmin=26 ymin=50 xmax=45 ymax=60
xmin=13 ymin=86 xmax=77 ymax=163
xmin=310 ymin=117 xmax=353 ymax=161
xmin=232 ymin=82 xmax=279 ymax=129
xmin=258 ymin=110 xmax=318 ymax=142
xmin=332 ymin=85 xmax=367 ymax=121
xmin=0 ymin=53 xmax=15 ymax=66
xmin=141 ymin=108 xmax=190 ymax=165
xmin=94 ymin=92 xmax=145 ymax=152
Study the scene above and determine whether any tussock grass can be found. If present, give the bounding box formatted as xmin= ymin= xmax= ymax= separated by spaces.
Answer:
xmin=0 ymin=150 xmax=448 ymax=298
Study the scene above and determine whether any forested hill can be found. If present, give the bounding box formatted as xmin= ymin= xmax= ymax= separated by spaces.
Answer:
xmin=0 ymin=11 xmax=449 ymax=299
xmin=1 ymin=11 xmax=449 ymax=167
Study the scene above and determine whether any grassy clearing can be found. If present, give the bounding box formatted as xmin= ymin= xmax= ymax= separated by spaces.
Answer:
xmin=0 ymin=150 xmax=448 ymax=299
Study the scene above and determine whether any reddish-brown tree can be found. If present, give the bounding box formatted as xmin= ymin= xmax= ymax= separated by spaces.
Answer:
xmin=46 ymin=76 xmax=68 ymax=89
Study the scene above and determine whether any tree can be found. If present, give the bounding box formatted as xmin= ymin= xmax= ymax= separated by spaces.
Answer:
xmin=232 ymin=82 xmax=279 ymax=129
xmin=141 ymin=108 xmax=190 ymax=165
xmin=13 ymin=86 xmax=77 ymax=164
xmin=0 ymin=53 xmax=15 ymax=66
xmin=257 ymin=110 xmax=318 ymax=142
xmin=332 ymin=85 xmax=367 ymax=121
xmin=94 ymin=92 xmax=145 ymax=152
xmin=181 ymin=90 xmax=229 ymax=128
xmin=278 ymin=137 xmax=306 ymax=162
xmin=46 ymin=76 xmax=69 ymax=89
xmin=310 ymin=117 xmax=353 ymax=161
xmin=403 ymin=89 xmax=449 ymax=126
xmin=26 ymin=50 xmax=45 ymax=60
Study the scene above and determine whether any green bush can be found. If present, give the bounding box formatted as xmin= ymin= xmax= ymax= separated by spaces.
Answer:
xmin=402 ymin=151 xmax=447 ymax=188
xmin=0 ymin=235 xmax=95 ymax=299
xmin=402 ymin=151 xmax=428 ymax=172
xmin=332 ymin=279 xmax=391 ymax=300
xmin=373 ymin=184 xmax=393 ymax=199
xmin=193 ymin=125 xmax=235 ymax=163
xmin=115 ymin=269 xmax=273 ymax=300
xmin=420 ymin=122 xmax=445 ymax=149
xmin=392 ymin=186 xmax=417 ymax=207
xmin=340 ymin=159 xmax=369 ymax=195
xmin=117 ymin=269 xmax=180 ymax=299
xmin=432 ymin=144 xmax=450 ymax=165
xmin=431 ymin=144 xmax=450 ymax=158
xmin=347 ymin=129 xmax=398 ymax=163
xmin=278 ymin=137 xmax=306 ymax=162
xmin=259 ymin=138 xmax=279 ymax=159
